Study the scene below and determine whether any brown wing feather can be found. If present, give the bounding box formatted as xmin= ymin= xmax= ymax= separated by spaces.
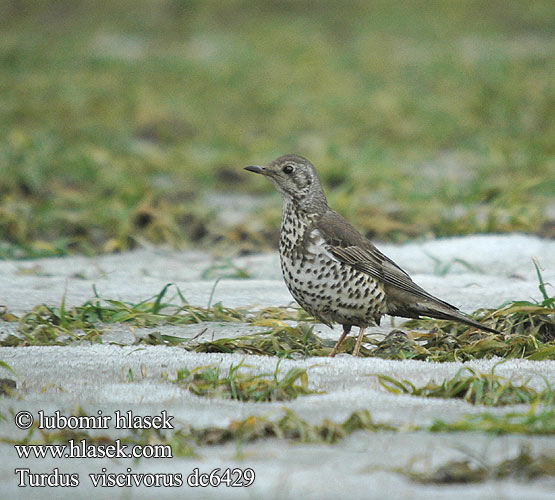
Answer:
xmin=314 ymin=208 xmax=499 ymax=334
xmin=316 ymin=209 xmax=458 ymax=311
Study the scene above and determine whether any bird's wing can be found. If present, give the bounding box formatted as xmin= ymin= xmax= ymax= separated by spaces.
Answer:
xmin=315 ymin=209 xmax=457 ymax=310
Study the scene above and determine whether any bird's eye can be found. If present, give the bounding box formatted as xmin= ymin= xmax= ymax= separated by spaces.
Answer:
xmin=282 ymin=165 xmax=294 ymax=174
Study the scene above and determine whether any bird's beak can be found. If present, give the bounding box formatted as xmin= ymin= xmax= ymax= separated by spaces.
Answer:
xmin=244 ymin=165 xmax=266 ymax=175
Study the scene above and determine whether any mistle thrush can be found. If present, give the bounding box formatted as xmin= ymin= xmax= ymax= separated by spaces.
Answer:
xmin=245 ymin=154 xmax=498 ymax=357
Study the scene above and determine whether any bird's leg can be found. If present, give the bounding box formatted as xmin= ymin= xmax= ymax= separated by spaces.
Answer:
xmin=330 ymin=325 xmax=351 ymax=357
xmin=352 ymin=327 xmax=366 ymax=357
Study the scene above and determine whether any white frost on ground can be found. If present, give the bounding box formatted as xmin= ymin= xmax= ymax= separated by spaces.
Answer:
xmin=0 ymin=234 xmax=554 ymax=499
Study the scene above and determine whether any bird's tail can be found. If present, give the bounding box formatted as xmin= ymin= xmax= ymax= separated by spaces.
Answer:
xmin=418 ymin=305 xmax=500 ymax=334
xmin=389 ymin=299 xmax=500 ymax=334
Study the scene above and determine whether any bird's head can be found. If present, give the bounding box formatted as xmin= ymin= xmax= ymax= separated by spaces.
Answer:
xmin=244 ymin=154 xmax=327 ymax=212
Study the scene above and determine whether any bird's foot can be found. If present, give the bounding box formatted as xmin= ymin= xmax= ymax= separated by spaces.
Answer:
xmin=329 ymin=325 xmax=351 ymax=357
xmin=352 ymin=327 xmax=366 ymax=357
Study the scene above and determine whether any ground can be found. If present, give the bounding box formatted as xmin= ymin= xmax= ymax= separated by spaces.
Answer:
xmin=0 ymin=234 xmax=553 ymax=498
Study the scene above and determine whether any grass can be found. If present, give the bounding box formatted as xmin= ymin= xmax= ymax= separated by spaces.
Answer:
xmin=186 ymin=323 xmax=329 ymax=357
xmin=222 ymin=409 xmax=392 ymax=445
xmin=410 ymin=445 xmax=555 ymax=483
xmin=171 ymin=361 xmax=317 ymax=402
xmin=430 ymin=407 xmax=555 ymax=435
xmin=0 ymin=0 xmax=553 ymax=257
xmin=4 ymin=406 xmax=553 ymax=460
xmin=0 ymin=283 xmax=313 ymax=347
xmin=1 ymin=271 xmax=553 ymax=360
xmin=0 ymin=283 xmax=249 ymax=346
xmin=375 ymin=365 xmax=554 ymax=406
xmin=201 ymin=259 xmax=252 ymax=280
xmin=2 ymin=408 xmax=392 ymax=452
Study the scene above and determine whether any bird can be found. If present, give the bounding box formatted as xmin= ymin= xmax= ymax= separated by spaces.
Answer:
xmin=244 ymin=154 xmax=499 ymax=357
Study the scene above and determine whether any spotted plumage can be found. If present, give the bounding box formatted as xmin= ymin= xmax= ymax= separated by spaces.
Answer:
xmin=244 ymin=154 xmax=498 ymax=356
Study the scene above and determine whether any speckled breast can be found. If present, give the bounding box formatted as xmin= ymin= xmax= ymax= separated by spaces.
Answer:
xmin=279 ymin=205 xmax=386 ymax=327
